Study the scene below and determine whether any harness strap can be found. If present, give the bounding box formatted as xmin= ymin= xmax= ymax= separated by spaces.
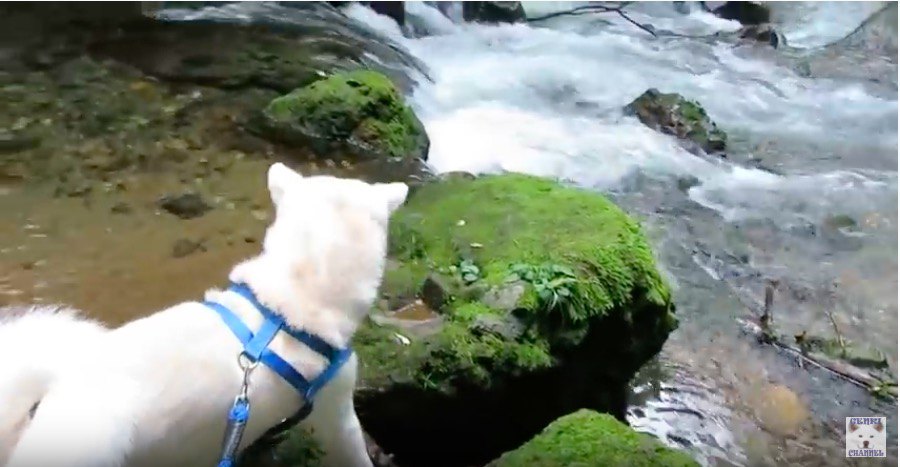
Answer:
xmin=229 ymin=283 xmax=342 ymax=361
xmin=203 ymin=301 xmax=313 ymax=396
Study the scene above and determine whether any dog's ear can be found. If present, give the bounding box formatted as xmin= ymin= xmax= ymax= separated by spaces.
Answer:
xmin=849 ymin=423 xmax=859 ymax=432
xmin=268 ymin=163 xmax=302 ymax=206
xmin=875 ymin=422 xmax=884 ymax=432
xmin=375 ymin=182 xmax=409 ymax=213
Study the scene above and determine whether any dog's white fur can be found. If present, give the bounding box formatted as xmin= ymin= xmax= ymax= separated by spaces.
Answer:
xmin=5 ymin=163 xmax=408 ymax=467
xmin=847 ymin=420 xmax=887 ymax=451
xmin=0 ymin=307 xmax=108 ymax=466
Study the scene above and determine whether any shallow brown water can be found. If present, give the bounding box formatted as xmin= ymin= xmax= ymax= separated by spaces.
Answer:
xmin=0 ymin=157 xmax=274 ymax=326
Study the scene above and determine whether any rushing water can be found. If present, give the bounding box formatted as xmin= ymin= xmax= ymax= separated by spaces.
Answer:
xmin=2 ymin=1 xmax=896 ymax=466
xmin=341 ymin=2 xmax=898 ymax=465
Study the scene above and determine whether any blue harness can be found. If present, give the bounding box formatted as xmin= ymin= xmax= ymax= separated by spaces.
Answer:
xmin=204 ymin=283 xmax=353 ymax=467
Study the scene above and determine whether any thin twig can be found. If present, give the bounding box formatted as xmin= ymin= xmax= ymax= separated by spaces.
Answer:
xmin=528 ymin=3 xmax=657 ymax=37
xmin=824 ymin=280 xmax=847 ymax=356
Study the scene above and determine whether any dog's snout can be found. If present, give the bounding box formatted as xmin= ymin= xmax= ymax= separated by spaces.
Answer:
xmin=863 ymin=440 xmax=869 ymax=448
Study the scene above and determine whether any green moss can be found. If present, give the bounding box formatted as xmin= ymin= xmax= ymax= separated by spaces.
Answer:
xmin=373 ymin=174 xmax=676 ymax=390
xmin=626 ymin=89 xmax=727 ymax=154
xmin=261 ymin=70 xmax=425 ymax=159
xmin=490 ymin=409 xmax=699 ymax=467
xmin=268 ymin=426 xmax=324 ymax=467
xmin=390 ymin=174 xmax=672 ymax=323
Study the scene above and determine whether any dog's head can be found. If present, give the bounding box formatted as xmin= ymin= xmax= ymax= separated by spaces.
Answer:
xmin=848 ymin=420 xmax=886 ymax=450
xmin=256 ymin=163 xmax=408 ymax=318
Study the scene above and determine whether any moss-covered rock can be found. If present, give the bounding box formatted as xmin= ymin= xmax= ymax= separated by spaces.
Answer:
xmin=353 ymin=174 xmax=678 ymax=466
xmin=489 ymin=409 xmax=699 ymax=467
xmin=257 ymin=70 xmax=429 ymax=162
xmin=624 ymin=88 xmax=727 ymax=156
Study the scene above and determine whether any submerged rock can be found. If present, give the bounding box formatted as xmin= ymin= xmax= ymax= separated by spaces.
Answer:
xmin=350 ymin=174 xmax=678 ymax=466
xmin=737 ymin=23 xmax=786 ymax=48
xmin=625 ymin=89 xmax=727 ymax=156
xmin=158 ymin=192 xmax=211 ymax=219
xmin=488 ymin=409 xmax=699 ymax=466
xmin=257 ymin=70 xmax=429 ymax=163
xmin=463 ymin=2 xmax=526 ymax=24
xmin=828 ymin=1 xmax=898 ymax=58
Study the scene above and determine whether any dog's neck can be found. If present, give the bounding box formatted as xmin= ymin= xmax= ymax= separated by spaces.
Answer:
xmin=227 ymin=253 xmax=363 ymax=348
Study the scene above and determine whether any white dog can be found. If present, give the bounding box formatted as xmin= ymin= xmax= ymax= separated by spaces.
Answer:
xmin=6 ymin=163 xmax=408 ymax=467
xmin=0 ymin=306 xmax=108 ymax=465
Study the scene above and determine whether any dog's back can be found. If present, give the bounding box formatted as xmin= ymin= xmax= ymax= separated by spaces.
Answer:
xmin=0 ymin=306 xmax=107 ymax=464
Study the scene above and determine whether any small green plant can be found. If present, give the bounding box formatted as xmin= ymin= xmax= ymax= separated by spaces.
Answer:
xmin=508 ymin=263 xmax=579 ymax=315
xmin=449 ymin=259 xmax=481 ymax=284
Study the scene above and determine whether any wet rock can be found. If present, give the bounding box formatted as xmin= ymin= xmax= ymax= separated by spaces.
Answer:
xmin=420 ymin=274 xmax=451 ymax=312
xmin=256 ymin=70 xmax=429 ymax=163
xmin=171 ymin=238 xmax=205 ymax=258
xmin=822 ymin=214 xmax=858 ymax=231
xmin=90 ymin=3 xmax=430 ymax=95
xmin=463 ymin=2 xmax=526 ymax=24
xmin=354 ymin=174 xmax=678 ymax=466
xmin=624 ymin=89 xmax=727 ymax=156
xmin=110 ymin=201 xmax=132 ymax=214
xmin=158 ymin=192 xmax=211 ymax=219
xmin=469 ymin=313 xmax=526 ymax=341
xmin=709 ymin=1 xmax=770 ymax=26
xmin=488 ymin=410 xmax=699 ymax=466
xmin=363 ymin=1 xmax=405 ymax=26
xmin=676 ymin=175 xmax=701 ymax=193
xmin=54 ymin=172 xmax=93 ymax=198
xmin=438 ymin=171 xmax=476 ymax=182
xmin=827 ymin=2 xmax=897 ymax=57
xmin=481 ymin=282 xmax=526 ymax=312
xmin=737 ymin=24 xmax=786 ymax=48
xmin=0 ymin=130 xmax=40 ymax=154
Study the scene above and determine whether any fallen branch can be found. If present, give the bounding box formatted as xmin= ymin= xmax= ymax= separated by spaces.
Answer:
xmin=725 ymin=275 xmax=896 ymax=400
xmin=528 ymin=3 xmax=657 ymax=37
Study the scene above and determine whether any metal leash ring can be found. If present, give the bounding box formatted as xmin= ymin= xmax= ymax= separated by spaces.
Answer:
xmin=236 ymin=352 xmax=259 ymax=400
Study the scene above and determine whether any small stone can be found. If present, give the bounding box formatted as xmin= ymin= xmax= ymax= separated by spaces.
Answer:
xmin=110 ymin=202 xmax=132 ymax=214
xmin=171 ymin=238 xmax=205 ymax=258
xmin=482 ymin=282 xmax=526 ymax=312
xmin=676 ymin=175 xmax=701 ymax=192
xmin=469 ymin=313 xmax=526 ymax=340
xmin=158 ymin=192 xmax=211 ymax=219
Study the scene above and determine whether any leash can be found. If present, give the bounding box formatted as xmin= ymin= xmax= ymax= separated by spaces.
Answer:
xmin=204 ymin=283 xmax=353 ymax=467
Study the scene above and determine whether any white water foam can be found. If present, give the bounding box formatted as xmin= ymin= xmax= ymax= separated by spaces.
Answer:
xmin=346 ymin=2 xmax=897 ymax=225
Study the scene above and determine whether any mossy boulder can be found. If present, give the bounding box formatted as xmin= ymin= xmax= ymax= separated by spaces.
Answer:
xmin=257 ymin=70 xmax=429 ymax=162
xmin=488 ymin=409 xmax=699 ymax=467
xmin=624 ymin=89 xmax=727 ymax=156
xmin=353 ymin=174 xmax=678 ymax=466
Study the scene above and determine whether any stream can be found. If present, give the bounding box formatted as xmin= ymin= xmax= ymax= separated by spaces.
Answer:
xmin=1 ymin=1 xmax=897 ymax=466
xmin=348 ymin=2 xmax=899 ymax=465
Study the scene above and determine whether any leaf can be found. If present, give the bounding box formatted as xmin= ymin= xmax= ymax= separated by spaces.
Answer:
xmin=463 ymin=273 xmax=478 ymax=283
